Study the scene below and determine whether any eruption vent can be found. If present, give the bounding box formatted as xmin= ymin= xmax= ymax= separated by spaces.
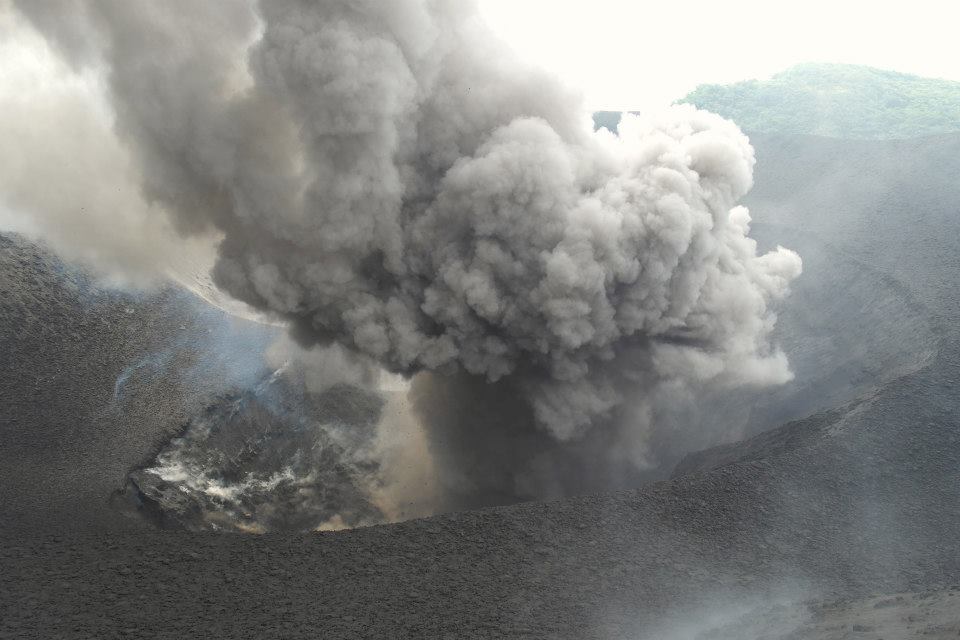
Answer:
xmin=10 ymin=0 xmax=801 ymax=506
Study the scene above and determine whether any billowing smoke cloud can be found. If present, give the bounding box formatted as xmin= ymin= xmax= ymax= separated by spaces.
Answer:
xmin=10 ymin=0 xmax=800 ymax=508
xmin=0 ymin=5 xmax=214 ymax=286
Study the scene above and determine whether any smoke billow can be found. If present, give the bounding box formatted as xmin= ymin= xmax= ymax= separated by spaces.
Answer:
xmin=10 ymin=0 xmax=800 ymax=508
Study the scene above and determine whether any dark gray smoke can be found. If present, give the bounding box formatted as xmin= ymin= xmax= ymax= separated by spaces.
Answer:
xmin=10 ymin=0 xmax=800 ymax=507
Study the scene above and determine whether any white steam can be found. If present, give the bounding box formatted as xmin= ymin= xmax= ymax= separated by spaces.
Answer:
xmin=7 ymin=0 xmax=800 ymax=494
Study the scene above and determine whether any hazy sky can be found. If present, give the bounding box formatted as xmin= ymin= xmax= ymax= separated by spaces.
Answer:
xmin=479 ymin=0 xmax=960 ymax=110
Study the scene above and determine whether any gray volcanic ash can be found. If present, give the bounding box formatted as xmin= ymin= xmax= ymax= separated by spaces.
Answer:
xmin=8 ymin=0 xmax=799 ymax=505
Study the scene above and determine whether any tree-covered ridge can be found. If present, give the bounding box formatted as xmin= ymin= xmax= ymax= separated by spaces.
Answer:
xmin=594 ymin=64 xmax=960 ymax=140
xmin=681 ymin=63 xmax=960 ymax=139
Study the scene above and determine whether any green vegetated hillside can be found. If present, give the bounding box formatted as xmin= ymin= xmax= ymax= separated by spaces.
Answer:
xmin=595 ymin=63 xmax=960 ymax=139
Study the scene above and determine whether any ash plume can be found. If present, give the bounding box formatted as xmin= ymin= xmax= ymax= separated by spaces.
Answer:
xmin=10 ymin=0 xmax=801 ymax=507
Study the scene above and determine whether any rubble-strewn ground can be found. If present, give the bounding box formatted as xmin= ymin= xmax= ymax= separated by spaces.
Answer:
xmin=2 ymin=134 xmax=960 ymax=638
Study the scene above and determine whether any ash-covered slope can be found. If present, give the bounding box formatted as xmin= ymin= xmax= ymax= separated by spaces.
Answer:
xmin=669 ymin=130 xmax=960 ymax=530
xmin=0 ymin=233 xmax=394 ymax=535
xmin=3 ymin=352 xmax=959 ymax=638
xmin=0 ymin=233 xmax=279 ymax=533
xmin=742 ymin=133 xmax=960 ymax=424
xmin=719 ymin=132 xmax=960 ymax=433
